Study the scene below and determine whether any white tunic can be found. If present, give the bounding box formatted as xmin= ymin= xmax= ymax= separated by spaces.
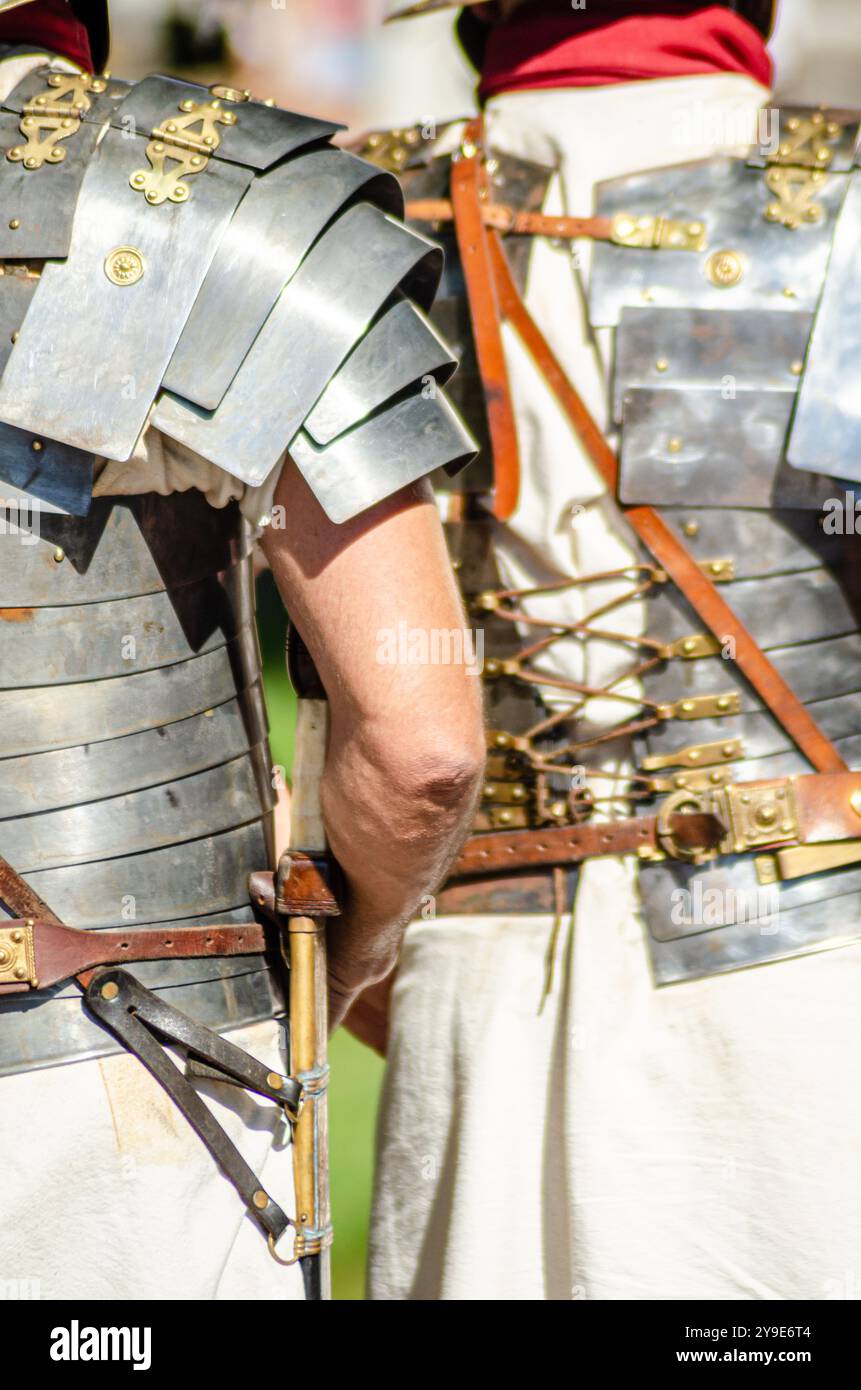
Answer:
xmin=0 ymin=51 xmax=303 ymax=1301
xmin=369 ymin=74 xmax=861 ymax=1302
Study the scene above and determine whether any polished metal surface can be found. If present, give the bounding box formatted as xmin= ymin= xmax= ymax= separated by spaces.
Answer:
xmin=613 ymin=305 xmax=812 ymax=423
xmin=165 ymin=149 xmax=403 ymax=410
xmin=619 ymin=387 xmax=838 ymax=508
xmin=653 ymin=507 xmax=840 ymax=580
xmin=0 ymin=565 xmax=247 ymax=688
xmin=0 ymin=425 xmax=94 ymax=513
xmin=0 ymin=126 xmax=253 ymax=459
xmin=788 ymin=172 xmax=861 ymax=483
xmin=590 ymin=156 xmax=844 ymax=329
xmin=109 ymin=73 xmax=339 ymax=171
xmin=153 ymin=202 xmax=444 ymax=487
xmin=0 ymin=110 xmax=101 ymax=259
xmin=291 ymin=387 xmax=477 ymax=524
xmin=304 ymin=296 xmax=456 ymax=445
xmin=0 ymin=637 xmax=260 ymax=757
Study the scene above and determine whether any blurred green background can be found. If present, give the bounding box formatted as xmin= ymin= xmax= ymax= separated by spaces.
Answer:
xmin=257 ymin=572 xmax=384 ymax=1302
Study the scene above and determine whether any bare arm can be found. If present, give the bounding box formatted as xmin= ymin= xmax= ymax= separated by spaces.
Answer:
xmin=262 ymin=459 xmax=484 ymax=1029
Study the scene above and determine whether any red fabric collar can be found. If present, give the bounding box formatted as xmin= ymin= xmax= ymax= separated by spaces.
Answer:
xmin=479 ymin=3 xmax=772 ymax=102
xmin=0 ymin=0 xmax=92 ymax=71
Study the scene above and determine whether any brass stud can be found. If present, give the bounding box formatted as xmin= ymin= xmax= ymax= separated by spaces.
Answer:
xmin=790 ymin=360 xmax=804 ymax=376
xmin=266 ymin=1072 xmax=284 ymax=1091
xmin=667 ymin=437 xmax=683 ymax=455
xmin=8 ymin=218 xmax=20 ymax=230
xmin=850 ymin=790 xmax=861 ymax=819
xmin=104 ymin=246 xmax=146 ymax=287
xmin=655 ymin=357 xmax=669 ymax=372
xmin=11 ymin=929 xmax=23 ymax=944
xmin=252 ymin=1190 xmax=269 ymax=1210
xmin=706 ymin=249 xmax=744 ymax=288
xmin=100 ymin=981 xmax=119 ymax=1001
xmin=31 ymin=439 xmax=42 ymax=452
xmin=53 ymin=547 xmax=65 ymax=564
xmin=10 ymin=330 xmax=18 ymax=344
xmin=682 ymin=520 xmax=699 ymax=538
xmin=716 ymin=697 xmax=731 ymax=712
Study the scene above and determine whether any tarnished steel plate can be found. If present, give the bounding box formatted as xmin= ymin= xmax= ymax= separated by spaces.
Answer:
xmin=2 ymin=749 xmax=274 ymax=874
xmin=0 ymin=563 xmax=247 ymax=689
xmin=20 ymin=819 xmax=271 ymax=930
xmin=788 ymin=173 xmax=861 ymax=483
xmin=108 ymin=74 xmax=340 ymax=171
xmin=0 ymin=494 xmax=251 ymax=607
xmin=0 ymin=697 xmax=268 ymax=819
xmin=653 ymin=507 xmax=841 ymax=579
xmin=0 ymin=424 xmax=94 ymax=514
xmin=0 ymin=636 xmax=262 ymax=757
xmin=614 ymin=305 xmax=812 ymax=423
xmin=290 ymin=387 xmax=477 ymax=524
xmin=0 ymin=128 xmax=252 ymax=460
xmin=590 ymin=157 xmax=842 ymax=329
xmin=0 ymin=110 xmax=102 ymax=259
xmin=0 ymin=269 xmax=37 ymax=373
xmin=304 ymin=296 xmax=456 ymax=446
xmin=152 ymin=202 xmax=444 ymax=487
xmin=692 ymin=730 xmax=861 ymax=788
xmin=646 ymin=567 xmax=858 ymax=650
xmin=648 ymin=889 xmax=861 ymax=986
xmin=642 ymin=632 xmax=861 ymax=709
xmin=642 ymin=690 xmax=859 ymax=761
xmin=747 ymin=106 xmax=861 ymax=173
xmin=165 ymin=148 xmax=403 ymax=410
xmin=619 ymin=388 xmax=838 ymax=508
xmin=0 ymin=964 xmax=280 ymax=1075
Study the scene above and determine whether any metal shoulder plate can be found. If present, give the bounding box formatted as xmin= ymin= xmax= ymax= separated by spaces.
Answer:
xmin=0 ymin=70 xmax=476 ymax=522
xmin=587 ymin=104 xmax=861 ymax=505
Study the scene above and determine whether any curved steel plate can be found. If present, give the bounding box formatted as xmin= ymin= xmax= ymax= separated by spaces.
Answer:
xmin=290 ymin=386 xmax=479 ymax=523
xmin=0 ymin=494 xmax=251 ymax=607
xmin=109 ymin=74 xmax=340 ymax=171
xmin=165 ymin=149 xmax=403 ymax=410
xmin=0 ymin=634 xmax=262 ymax=758
xmin=304 ymin=296 xmax=456 ymax=446
xmin=590 ymin=157 xmax=843 ymax=329
xmin=0 ymin=109 xmax=101 ymax=259
xmin=17 ymin=817 xmax=271 ymax=929
xmin=152 ymin=202 xmax=444 ymax=487
xmin=0 ymin=128 xmax=252 ymax=459
xmin=2 ymin=746 xmax=274 ymax=874
xmin=0 ymin=696 xmax=268 ymax=819
xmin=654 ymin=506 xmax=840 ymax=579
xmin=0 ymin=563 xmax=248 ymax=689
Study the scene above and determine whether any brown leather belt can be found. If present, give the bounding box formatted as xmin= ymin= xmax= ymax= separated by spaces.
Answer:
xmin=449 ymin=772 xmax=861 ymax=880
xmin=406 ymin=195 xmax=613 ymax=242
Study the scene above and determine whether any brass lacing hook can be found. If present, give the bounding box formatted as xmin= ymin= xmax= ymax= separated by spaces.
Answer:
xmin=267 ymin=1220 xmax=302 ymax=1267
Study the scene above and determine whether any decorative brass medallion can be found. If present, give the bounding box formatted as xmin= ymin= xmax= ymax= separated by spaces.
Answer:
xmin=104 ymin=245 xmax=146 ymax=286
xmin=705 ymin=249 xmax=745 ymax=288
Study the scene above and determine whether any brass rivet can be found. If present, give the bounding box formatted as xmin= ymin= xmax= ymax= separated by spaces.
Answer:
xmin=100 ymin=981 xmax=120 ymax=1001
xmin=717 ymin=697 xmax=731 ymax=711
xmin=253 ymin=1189 xmax=269 ymax=1210
xmin=667 ymin=437 xmax=683 ymax=455
xmin=790 ymin=359 xmax=804 ymax=376
xmin=683 ymin=520 xmax=699 ymax=537
xmin=11 ymin=929 xmax=23 ymax=943
xmin=31 ymin=439 xmax=42 ymax=452
xmin=8 ymin=218 xmax=20 ymax=230
xmin=14 ymin=966 xmax=26 ymax=980
xmin=10 ymin=330 xmax=18 ymax=344
xmin=850 ymin=790 xmax=861 ymax=819
xmin=655 ymin=357 xmax=669 ymax=372
xmin=266 ymin=1072 xmax=283 ymax=1091
xmin=53 ymin=547 xmax=65 ymax=564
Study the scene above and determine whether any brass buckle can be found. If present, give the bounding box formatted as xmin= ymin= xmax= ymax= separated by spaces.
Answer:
xmin=0 ymin=920 xmax=37 ymax=987
xmin=656 ymin=790 xmax=719 ymax=863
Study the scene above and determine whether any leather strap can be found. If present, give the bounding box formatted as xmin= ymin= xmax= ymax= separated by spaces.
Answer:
xmin=0 ymin=918 xmax=271 ymax=995
xmin=452 ymin=770 xmax=861 ymax=877
xmin=450 ymin=118 xmax=520 ymax=520
xmin=406 ymin=196 xmax=613 ymax=241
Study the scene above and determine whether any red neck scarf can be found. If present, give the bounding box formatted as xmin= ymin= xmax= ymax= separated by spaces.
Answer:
xmin=479 ymin=3 xmax=772 ymax=102
xmin=0 ymin=0 xmax=92 ymax=71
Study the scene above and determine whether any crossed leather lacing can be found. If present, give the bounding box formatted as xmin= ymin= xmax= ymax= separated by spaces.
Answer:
xmin=476 ymin=560 xmax=678 ymax=822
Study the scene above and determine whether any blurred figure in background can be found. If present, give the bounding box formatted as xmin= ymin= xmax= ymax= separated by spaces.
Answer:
xmin=354 ymin=0 xmax=861 ymax=1301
